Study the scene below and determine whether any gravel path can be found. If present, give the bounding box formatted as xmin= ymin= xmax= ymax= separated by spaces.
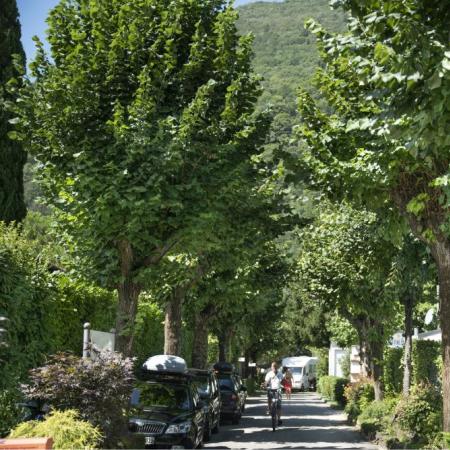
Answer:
xmin=205 ymin=391 xmax=379 ymax=449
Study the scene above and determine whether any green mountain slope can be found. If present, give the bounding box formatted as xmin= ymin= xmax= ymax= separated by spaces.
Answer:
xmin=237 ymin=0 xmax=345 ymax=135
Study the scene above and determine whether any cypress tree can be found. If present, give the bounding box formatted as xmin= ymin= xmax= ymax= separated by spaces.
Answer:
xmin=0 ymin=0 xmax=26 ymax=223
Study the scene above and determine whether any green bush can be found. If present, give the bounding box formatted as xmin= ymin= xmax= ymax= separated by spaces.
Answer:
xmin=315 ymin=348 xmax=329 ymax=380
xmin=344 ymin=380 xmax=375 ymax=423
xmin=9 ymin=409 xmax=102 ymax=449
xmin=412 ymin=340 xmax=441 ymax=386
xmin=393 ymin=382 xmax=442 ymax=445
xmin=357 ymin=398 xmax=399 ymax=439
xmin=0 ymin=387 xmax=22 ymax=437
xmin=383 ymin=347 xmax=403 ymax=395
xmin=317 ymin=376 xmax=347 ymax=405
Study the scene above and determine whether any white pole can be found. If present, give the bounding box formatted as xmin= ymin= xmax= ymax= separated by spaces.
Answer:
xmin=83 ymin=322 xmax=91 ymax=358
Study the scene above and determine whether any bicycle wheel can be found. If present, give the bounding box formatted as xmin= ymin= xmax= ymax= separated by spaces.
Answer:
xmin=271 ymin=401 xmax=277 ymax=431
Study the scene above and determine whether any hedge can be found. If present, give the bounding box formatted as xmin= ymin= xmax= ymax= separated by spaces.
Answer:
xmin=383 ymin=347 xmax=403 ymax=394
xmin=412 ymin=340 xmax=441 ymax=386
xmin=317 ymin=375 xmax=347 ymax=405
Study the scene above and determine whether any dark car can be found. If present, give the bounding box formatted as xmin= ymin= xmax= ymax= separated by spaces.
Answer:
xmin=234 ymin=374 xmax=247 ymax=411
xmin=126 ymin=371 xmax=205 ymax=449
xmin=214 ymin=364 xmax=246 ymax=424
xmin=189 ymin=368 xmax=221 ymax=441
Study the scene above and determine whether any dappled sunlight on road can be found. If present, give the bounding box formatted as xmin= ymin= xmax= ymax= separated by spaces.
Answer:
xmin=205 ymin=392 xmax=379 ymax=449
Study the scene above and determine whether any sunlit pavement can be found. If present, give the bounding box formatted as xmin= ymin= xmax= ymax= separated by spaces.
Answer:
xmin=205 ymin=392 xmax=379 ymax=449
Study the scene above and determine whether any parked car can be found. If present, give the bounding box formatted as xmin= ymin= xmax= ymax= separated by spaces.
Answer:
xmin=234 ymin=374 xmax=247 ymax=411
xmin=213 ymin=362 xmax=246 ymax=424
xmin=126 ymin=355 xmax=205 ymax=449
xmin=189 ymin=368 xmax=221 ymax=441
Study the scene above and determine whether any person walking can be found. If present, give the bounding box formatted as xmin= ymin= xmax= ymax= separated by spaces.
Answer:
xmin=282 ymin=366 xmax=293 ymax=400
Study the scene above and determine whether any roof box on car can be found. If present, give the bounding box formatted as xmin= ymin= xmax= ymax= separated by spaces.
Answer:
xmin=213 ymin=361 xmax=235 ymax=373
xmin=143 ymin=355 xmax=188 ymax=373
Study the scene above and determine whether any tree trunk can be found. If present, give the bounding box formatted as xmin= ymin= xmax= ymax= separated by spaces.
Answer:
xmin=191 ymin=312 xmax=209 ymax=369
xmin=402 ymin=296 xmax=414 ymax=397
xmin=371 ymin=337 xmax=384 ymax=401
xmin=359 ymin=317 xmax=384 ymax=400
xmin=432 ymin=240 xmax=450 ymax=432
xmin=115 ymin=240 xmax=141 ymax=356
xmin=164 ymin=286 xmax=185 ymax=356
xmin=218 ymin=329 xmax=231 ymax=362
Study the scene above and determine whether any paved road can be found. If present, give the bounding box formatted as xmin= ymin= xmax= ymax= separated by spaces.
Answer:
xmin=205 ymin=392 xmax=379 ymax=449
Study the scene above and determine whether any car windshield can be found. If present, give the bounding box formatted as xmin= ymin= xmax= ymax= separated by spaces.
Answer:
xmin=131 ymin=382 xmax=191 ymax=411
xmin=193 ymin=377 xmax=210 ymax=395
xmin=218 ymin=377 xmax=235 ymax=391
xmin=289 ymin=367 xmax=303 ymax=375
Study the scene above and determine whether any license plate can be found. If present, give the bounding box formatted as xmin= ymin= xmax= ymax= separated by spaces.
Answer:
xmin=145 ymin=436 xmax=155 ymax=446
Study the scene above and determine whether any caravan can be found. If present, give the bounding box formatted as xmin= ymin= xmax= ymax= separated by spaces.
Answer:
xmin=281 ymin=356 xmax=318 ymax=391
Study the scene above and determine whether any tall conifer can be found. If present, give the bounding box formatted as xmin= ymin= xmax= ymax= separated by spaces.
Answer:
xmin=0 ymin=0 xmax=26 ymax=223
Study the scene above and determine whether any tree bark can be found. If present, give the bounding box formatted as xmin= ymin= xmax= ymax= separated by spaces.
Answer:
xmin=432 ymin=240 xmax=450 ymax=432
xmin=358 ymin=317 xmax=384 ymax=400
xmin=115 ymin=240 xmax=141 ymax=356
xmin=402 ymin=296 xmax=414 ymax=397
xmin=164 ymin=285 xmax=186 ymax=356
xmin=191 ymin=310 xmax=210 ymax=369
xmin=370 ymin=337 xmax=384 ymax=401
xmin=218 ymin=329 xmax=232 ymax=362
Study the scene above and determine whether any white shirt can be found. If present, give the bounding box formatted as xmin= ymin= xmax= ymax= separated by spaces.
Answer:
xmin=265 ymin=370 xmax=282 ymax=389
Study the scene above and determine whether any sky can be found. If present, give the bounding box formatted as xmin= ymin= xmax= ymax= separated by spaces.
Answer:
xmin=17 ymin=0 xmax=284 ymax=63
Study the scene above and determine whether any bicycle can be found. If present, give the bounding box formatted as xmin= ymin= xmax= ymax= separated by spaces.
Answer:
xmin=267 ymin=388 xmax=282 ymax=431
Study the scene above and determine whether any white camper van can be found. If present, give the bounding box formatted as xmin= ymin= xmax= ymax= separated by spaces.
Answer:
xmin=281 ymin=356 xmax=318 ymax=391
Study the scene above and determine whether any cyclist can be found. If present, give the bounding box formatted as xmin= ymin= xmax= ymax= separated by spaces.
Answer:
xmin=264 ymin=362 xmax=283 ymax=426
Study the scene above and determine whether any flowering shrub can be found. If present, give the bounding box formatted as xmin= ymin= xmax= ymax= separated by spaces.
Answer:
xmin=344 ymin=380 xmax=374 ymax=423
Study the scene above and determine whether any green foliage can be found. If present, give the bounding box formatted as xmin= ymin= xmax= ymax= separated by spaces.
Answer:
xmin=237 ymin=0 xmax=345 ymax=143
xmin=317 ymin=375 xmax=347 ymax=405
xmin=132 ymin=294 xmax=165 ymax=367
xmin=0 ymin=0 xmax=26 ymax=223
xmin=50 ymin=275 xmax=116 ymax=354
xmin=358 ymin=398 xmax=398 ymax=439
xmin=0 ymin=386 xmax=22 ymax=437
xmin=412 ymin=340 xmax=442 ymax=386
xmin=393 ymin=382 xmax=442 ymax=445
xmin=344 ymin=380 xmax=375 ymax=423
xmin=13 ymin=0 xmax=268 ymax=283
xmin=314 ymin=348 xmax=329 ymax=380
xmin=383 ymin=347 xmax=403 ymax=395
xmin=9 ymin=410 xmax=102 ymax=449
xmin=22 ymin=352 xmax=134 ymax=446
xmin=0 ymin=221 xmax=55 ymax=385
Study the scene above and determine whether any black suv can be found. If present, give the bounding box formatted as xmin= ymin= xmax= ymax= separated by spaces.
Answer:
xmin=214 ymin=363 xmax=246 ymax=424
xmin=189 ymin=368 xmax=221 ymax=441
xmin=127 ymin=370 xmax=205 ymax=449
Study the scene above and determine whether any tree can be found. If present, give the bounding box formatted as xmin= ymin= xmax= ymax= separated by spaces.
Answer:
xmin=296 ymin=0 xmax=450 ymax=427
xmin=0 ymin=0 xmax=26 ymax=223
xmin=385 ymin=237 xmax=433 ymax=396
xmin=293 ymin=203 xmax=399 ymax=400
xmin=12 ymin=0 xmax=267 ymax=355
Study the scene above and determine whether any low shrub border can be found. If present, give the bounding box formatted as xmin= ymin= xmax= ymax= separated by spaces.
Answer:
xmin=317 ymin=376 xmax=348 ymax=406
